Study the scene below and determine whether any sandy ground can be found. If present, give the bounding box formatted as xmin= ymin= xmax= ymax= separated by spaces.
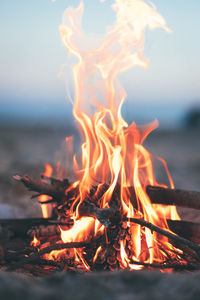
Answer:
xmin=0 ymin=269 xmax=200 ymax=300
xmin=0 ymin=124 xmax=200 ymax=298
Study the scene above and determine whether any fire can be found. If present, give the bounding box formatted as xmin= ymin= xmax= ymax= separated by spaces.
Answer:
xmin=38 ymin=163 xmax=53 ymax=218
xmin=41 ymin=0 xmax=181 ymax=270
xmin=31 ymin=235 xmax=40 ymax=248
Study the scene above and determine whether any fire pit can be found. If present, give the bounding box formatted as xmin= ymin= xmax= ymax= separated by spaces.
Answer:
xmin=1 ymin=0 xmax=200 ymax=276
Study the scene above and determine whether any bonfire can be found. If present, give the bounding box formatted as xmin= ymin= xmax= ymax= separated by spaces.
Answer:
xmin=2 ymin=0 xmax=200 ymax=275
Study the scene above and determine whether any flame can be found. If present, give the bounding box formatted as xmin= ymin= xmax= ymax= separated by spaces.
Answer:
xmin=43 ymin=0 xmax=181 ymax=269
xmin=38 ymin=163 xmax=53 ymax=218
xmin=31 ymin=235 xmax=40 ymax=248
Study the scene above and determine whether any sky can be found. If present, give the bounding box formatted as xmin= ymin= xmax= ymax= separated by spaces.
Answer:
xmin=1 ymin=0 xmax=200 ymax=127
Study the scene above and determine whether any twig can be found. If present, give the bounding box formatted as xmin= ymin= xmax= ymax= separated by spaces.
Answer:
xmin=6 ymin=242 xmax=89 ymax=271
xmin=124 ymin=217 xmax=200 ymax=258
xmin=130 ymin=260 xmax=200 ymax=270
xmin=32 ymin=258 xmax=63 ymax=269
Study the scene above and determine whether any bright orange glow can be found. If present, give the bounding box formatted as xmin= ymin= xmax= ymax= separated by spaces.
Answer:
xmin=38 ymin=163 xmax=53 ymax=218
xmin=93 ymin=246 xmax=102 ymax=263
xmin=30 ymin=235 xmax=40 ymax=248
xmin=42 ymin=0 xmax=181 ymax=270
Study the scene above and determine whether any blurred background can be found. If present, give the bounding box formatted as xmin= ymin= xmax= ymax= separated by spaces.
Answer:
xmin=0 ymin=0 xmax=200 ymax=219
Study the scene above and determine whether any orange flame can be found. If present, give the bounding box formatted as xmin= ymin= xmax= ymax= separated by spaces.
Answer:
xmin=30 ymin=235 xmax=40 ymax=248
xmin=38 ymin=163 xmax=53 ymax=218
xmin=45 ymin=0 xmax=180 ymax=269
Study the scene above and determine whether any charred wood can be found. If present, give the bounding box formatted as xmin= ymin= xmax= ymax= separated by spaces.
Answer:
xmin=78 ymin=201 xmax=116 ymax=226
xmin=13 ymin=175 xmax=70 ymax=202
xmin=6 ymin=241 xmax=90 ymax=271
xmin=14 ymin=175 xmax=200 ymax=211
xmin=0 ymin=218 xmax=64 ymax=238
xmin=123 ymin=217 xmax=200 ymax=259
xmin=129 ymin=260 xmax=200 ymax=271
xmin=147 ymin=185 xmax=200 ymax=210
xmin=167 ymin=220 xmax=200 ymax=245
xmin=1 ymin=217 xmax=200 ymax=245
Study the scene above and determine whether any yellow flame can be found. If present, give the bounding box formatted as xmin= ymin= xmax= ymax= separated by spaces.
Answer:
xmin=30 ymin=235 xmax=40 ymax=247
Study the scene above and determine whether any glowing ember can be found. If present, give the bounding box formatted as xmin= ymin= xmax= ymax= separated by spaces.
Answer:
xmin=32 ymin=0 xmax=182 ymax=271
xmin=31 ymin=235 xmax=40 ymax=248
xmin=38 ymin=163 xmax=53 ymax=218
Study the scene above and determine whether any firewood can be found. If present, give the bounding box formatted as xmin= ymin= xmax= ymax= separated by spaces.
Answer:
xmin=1 ymin=217 xmax=200 ymax=246
xmin=107 ymin=254 xmax=116 ymax=265
xmin=12 ymin=174 xmax=200 ymax=272
xmin=146 ymin=185 xmax=200 ymax=210
xmin=108 ymin=263 xmax=119 ymax=271
xmin=79 ymin=201 xmax=116 ymax=226
xmin=6 ymin=242 xmax=90 ymax=271
xmin=14 ymin=175 xmax=200 ymax=211
xmin=28 ymin=225 xmax=60 ymax=238
xmin=129 ymin=260 xmax=200 ymax=270
xmin=167 ymin=220 xmax=200 ymax=245
xmin=0 ymin=218 xmax=65 ymax=238
xmin=13 ymin=175 xmax=69 ymax=202
xmin=123 ymin=217 xmax=200 ymax=259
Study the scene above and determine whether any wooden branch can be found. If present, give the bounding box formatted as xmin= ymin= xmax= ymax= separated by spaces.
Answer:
xmin=147 ymin=185 xmax=200 ymax=210
xmin=167 ymin=220 xmax=200 ymax=245
xmin=1 ymin=217 xmax=199 ymax=244
xmin=13 ymin=175 xmax=69 ymax=201
xmin=79 ymin=202 xmax=116 ymax=227
xmin=0 ymin=218 xmax=72 ymax=239
xmin=129 ymin=260 xmax=200 ymax=270
xmin=123 ymin=217 xmax=200 ymax=258
xmin=14 ymin=174 xmax=200 ymax=210
xmin=6 ymin=242 xmax=89 ymax=271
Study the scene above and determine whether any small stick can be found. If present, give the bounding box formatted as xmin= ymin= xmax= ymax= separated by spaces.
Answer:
xmin=124 ymin=217 xmax=200 ymax=258
xmin=130 ymin=260 xmax=200 ymax=270
xmin=6 ymin=242 xmax=89 ymax=271
xmin=32 ymin=258 xmax=63 ymax=269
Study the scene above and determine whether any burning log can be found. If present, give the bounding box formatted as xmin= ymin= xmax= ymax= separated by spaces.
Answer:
xmin=5 ymin=218 xmax=200 ymax=272
xmin=1 ymin=218 xmax=199 ymax=244
xmin=146 ymin=185 xmax=200 ymax=210
xmin=6 ymin=242 xmax=90 ymax=271
xmin=129 ymin=260 xmax=200 ymax=271
xmin=14 ymin=175 xmax=200 ymax=212
xmin=123 ymin=218 xmax=200 ymax=259
xmin=167 ymin=220 xmax=200 ymax=245
xmin=11 ymin=174 xmax=200 ymax=272
xmin=2 ymin=215 xmax=200 ymax=271
xmin=0 ymin=218 xmax=65 ymax=238
xmin=78 ymin=201 xmax=116 ymax=226
xmin=13 ymin=175 xmax=70 ymax=202
xmin=12 ymin=174 xmax=200 ymax=247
